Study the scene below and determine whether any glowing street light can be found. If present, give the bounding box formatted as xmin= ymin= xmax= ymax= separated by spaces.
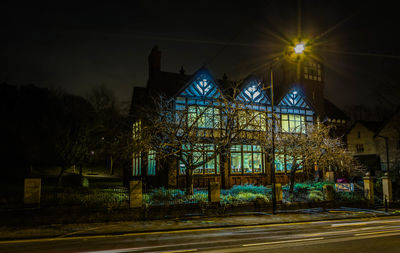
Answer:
xmin=294 ymin=43 xmax=305 ymax=54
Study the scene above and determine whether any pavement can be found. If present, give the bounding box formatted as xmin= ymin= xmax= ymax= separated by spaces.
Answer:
xmin=1 ymin=207 xmax=399 ymax=242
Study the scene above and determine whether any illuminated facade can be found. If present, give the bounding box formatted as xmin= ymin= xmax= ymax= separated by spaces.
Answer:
xmin=129 ymin=46 xmax=348 ymax=188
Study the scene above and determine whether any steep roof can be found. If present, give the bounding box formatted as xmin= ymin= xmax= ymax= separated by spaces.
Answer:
xmin=374 ymin=105 xmax=400 ymax=136
xmin=129 ymin=86 xmax=148 ymax=116
xmin=358 ymin=120 xmax=381 ymax=133
xmin=324 ymin=99 xmax=349 ymax=120
xmin=346 ymin=120 xmax=382 ymax=136
xmin=149 ymin=71 xmax=192 ymax=98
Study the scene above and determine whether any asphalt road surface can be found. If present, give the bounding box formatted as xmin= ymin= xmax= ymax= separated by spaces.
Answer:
xmin=1 ymin=216 xmax=400 ymax=253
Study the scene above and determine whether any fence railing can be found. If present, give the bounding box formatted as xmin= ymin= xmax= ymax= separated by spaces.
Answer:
xmin=2 ymin=180 xmax=385 ymax=210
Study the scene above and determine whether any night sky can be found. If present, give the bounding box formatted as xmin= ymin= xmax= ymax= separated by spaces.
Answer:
xmin=2 ymin=0 xmax=400 ymax=110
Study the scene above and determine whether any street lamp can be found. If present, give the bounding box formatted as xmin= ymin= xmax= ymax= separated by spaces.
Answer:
xmin=270 ymin=41 xmax=306 ymax=214
xmin=270 ymin=67 xmax=276 ymax=214
xmin=294 ymin=43 xmax=305 ymax=54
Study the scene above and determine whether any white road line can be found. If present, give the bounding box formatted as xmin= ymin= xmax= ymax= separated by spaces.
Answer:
xmin=242 ymin=237 xmax=324 ymax=247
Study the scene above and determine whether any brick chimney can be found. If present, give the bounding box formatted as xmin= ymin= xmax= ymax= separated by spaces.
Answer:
xmin=148 ymin=45 xmax=161 ymax=79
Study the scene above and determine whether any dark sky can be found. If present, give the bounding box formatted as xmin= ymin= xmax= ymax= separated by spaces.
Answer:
xmin=2 ymin=0 xmax=400 ymax=110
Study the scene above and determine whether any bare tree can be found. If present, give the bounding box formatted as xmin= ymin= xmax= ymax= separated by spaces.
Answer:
xmin=273 ymin=123 xmax=362 ymax=194
xmin=135 ymin=84 xmax=266 ymax=194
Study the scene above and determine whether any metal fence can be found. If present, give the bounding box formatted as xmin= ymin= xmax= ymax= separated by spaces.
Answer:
xmin=2 ymin=182 xmax=377 ymax=210
xmin=142 ymin=188 xmax=207 ymax=206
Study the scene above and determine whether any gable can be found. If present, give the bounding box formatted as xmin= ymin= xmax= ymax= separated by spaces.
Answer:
xmin=177 ymin=69 xmax=220 ymax=99
xmin=349 ymin=122 xmax=375 ymax=137
xmin=278 ymin=87 xmax=311 ymax=109
xmin=237 ymin=79 xmax=270 ymax=104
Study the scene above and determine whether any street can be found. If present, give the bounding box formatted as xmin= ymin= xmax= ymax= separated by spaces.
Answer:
xmin=1 ymin=216 xmax=400 ymax=252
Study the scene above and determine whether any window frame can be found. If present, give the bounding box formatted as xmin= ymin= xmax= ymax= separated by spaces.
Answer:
xmin=230 ymin=144 xmax=264 ymax=174
xmin=179 ymin=143 xmax=220 ymax=175
xmin=133 ymin=153 xmax=141 ymax=176
xmin=147 ymin=150 xmax=156 ymax=176
xmin=275 ymin=153 xmax=303 ymax=173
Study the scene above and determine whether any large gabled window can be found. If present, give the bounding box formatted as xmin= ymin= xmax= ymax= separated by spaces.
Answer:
xmin=238 ymin=109 xmax=267 ymax=131
xmin=175 ymin=70 xmax=222 ymax=130
xmin=237 ymin=80 xmax=269 ymax=105
xmin=236 ymin=79 xmax=270 ymax=132
xmin=281 ymin=114 xmax=305 ymax=133
xmin=178 ymin=70 xmax=220 ymax=99
xmin=188 ymin=105 xmax=220 ymax=129
xmin=277 ymin=89 xmax=314 ymax=133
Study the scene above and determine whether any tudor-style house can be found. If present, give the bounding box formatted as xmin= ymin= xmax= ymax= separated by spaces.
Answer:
xmin=129 ymin=46 xmax=348 ymax=189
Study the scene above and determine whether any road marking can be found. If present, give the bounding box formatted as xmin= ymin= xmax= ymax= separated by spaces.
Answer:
xmin=1 ymin=217 xmax=399 ymax=245
xmin=355 ymin=229 xmax=400 ymax=236
xmin=330 ymin=219 xmax=400 ymax=228
xmin=161 ymin=250 xmax=198 ymax=253
xmin=242 ymin=237 xmax=324 ymax=247
xmin=331 ymin=222 xmax=368 ymax=227
xmin=0 ymin=222 xmax=315 ymax=245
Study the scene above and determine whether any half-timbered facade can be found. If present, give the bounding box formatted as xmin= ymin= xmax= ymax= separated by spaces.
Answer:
xmin=129 ymin=46 xmax=348 ymax=188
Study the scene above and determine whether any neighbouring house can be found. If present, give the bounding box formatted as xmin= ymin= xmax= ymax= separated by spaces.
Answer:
xmin=346 ymin=108 xmax=400 ymax=176
xmin=129 ymin=46 xmax=348 ymax=189
xmin=375 ymin=108 xmax=400 ymax=172
xmin=346 ymin=121 xmax=381 ymax=175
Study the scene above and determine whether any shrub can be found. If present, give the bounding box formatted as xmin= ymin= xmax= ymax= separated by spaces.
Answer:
xmin=335 ymin=192 xmax=363 ymax=202
xmin=223 ymin=184 xmax=270 ymax=195
xmin=143 ymin=187 xmax=186 ymax=205
xmin=219 ymin=184 xmax=271 ymax=204
xmin=308 ymin=190 xmax=324 ymax=202
xmin=187 ymin=191 xmax=208 ymax=204
xmin=293 ymin=181 xmax=331 ymax=193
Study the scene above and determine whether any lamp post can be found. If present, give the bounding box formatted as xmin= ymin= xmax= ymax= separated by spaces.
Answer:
xmin=270 ymin=67 xmax=276 ymax=214
xmin=270 ymin=42 xmax=305 ymax=214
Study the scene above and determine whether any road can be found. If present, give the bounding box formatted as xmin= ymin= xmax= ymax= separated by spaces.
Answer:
xmin=1 ymin=216 xmax=400 ymax=253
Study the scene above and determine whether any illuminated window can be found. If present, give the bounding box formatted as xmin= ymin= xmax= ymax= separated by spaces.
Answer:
xmin=275 ymin=154 xmax=302 ymax=173
xmin=147 ymin=150 xmax=156 ymax=176
xmin=188 ymin=105 xmax=220 ymax=129
xmin=304 ymin=61 xmax=322 ymax=81
xmin=278 ymin=89 xmax=313 ymax=133
xmin=275 ymin=154 xmax=285 ymax=172
xmin=237 ymin=79 xmax=270 ymax=104
xmin=179 ymin=144 xmax=219 ymax=175
xmin=133 ymin=153 xmax=141 ymax=176
xmin=243 ymin=145 xmax=253 ymax=173
xmin=230 ymin=145 xmax=242 ymax=173
xmin=231 ymin=145 xmax=264 ymax=174
xmin=239 ymin=110 xmax=267 ymax=131
xmin=281 ymin=114 xmax=305 ymax=133
xmin=178 ymin=71 xmax=220 ymax=99
xmin=196 ymin=79 xmax=211 ymax=95
xmin=133 ymin=121 xmax=141 ymax=139
xmin=286 ymin=156 xmax=302 ymax=171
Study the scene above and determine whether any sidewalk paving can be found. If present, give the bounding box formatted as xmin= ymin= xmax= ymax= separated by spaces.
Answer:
xmin=1 ymin=207 xmax=399 ymax=241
